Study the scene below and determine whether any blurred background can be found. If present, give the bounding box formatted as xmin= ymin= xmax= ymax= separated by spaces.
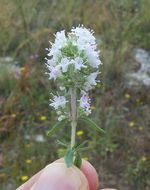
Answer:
xmin=0 ymin=0 xmax=150 ymax=189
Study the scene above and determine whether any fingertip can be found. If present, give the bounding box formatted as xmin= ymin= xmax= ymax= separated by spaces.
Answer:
xmin=54 ymin=157 xmax=99 ymax=190
xmin=81 ymin=159 xmax=99 ymax=190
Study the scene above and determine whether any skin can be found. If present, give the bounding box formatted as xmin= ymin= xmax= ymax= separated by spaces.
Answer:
xmin=54 ymin=158 xmax=99 ymax=190
xmin=17 ymin=159 xmax=116 ymax=190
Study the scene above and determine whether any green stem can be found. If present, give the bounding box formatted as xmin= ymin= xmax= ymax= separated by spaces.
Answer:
xmin=71 ymin=120 xmax=77 ymax=148
xmin=70 ymin=87 xmax=77 ymax=149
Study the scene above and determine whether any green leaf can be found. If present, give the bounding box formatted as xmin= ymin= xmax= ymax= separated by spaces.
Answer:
xmin=74 ymin=153 xmax=82 ymax=168
xmin=65 ymin=149 xmax=74 ymax=167
xmin=73 ymin=140 xmax=89 ymax=151
xmin=46 ymin=119 xmax=66 ymax=136
xmin=56 ymin=139 xmax=68 ymax=148
xmin=77 ymin=146 xmax=92 ymax=152
xmin=80 ymin=117 xmax=105 ymax=133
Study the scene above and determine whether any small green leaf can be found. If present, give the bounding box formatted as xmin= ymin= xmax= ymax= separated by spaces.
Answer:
xmin=65 ymin=149 xmax=74 ymax=167
xmin=47 ymin=119 xmax=66 ymax=136
xmin=74 ymin=153 xmax=82 ymax=168
xmin=77 ymin=146 xmax=91 ymax=152
xmin=73 ymin=140 xmax=88 ymax=151
xmin=80 ymin=117 xmax=105 ymax=133
xmin=56 ymin=140 xmax=68 ymax=148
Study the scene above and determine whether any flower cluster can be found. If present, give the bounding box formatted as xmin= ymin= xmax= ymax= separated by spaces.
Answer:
xmin=45 ymin=25 xmax=102 ymax=120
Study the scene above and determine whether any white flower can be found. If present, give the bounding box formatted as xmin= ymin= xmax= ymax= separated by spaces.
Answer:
xmin=56 ymin=111 xmax=62 ymax=115
xmin=60 ymin=57 xmax=71 ymax=72
xmin=59 ymin=86 xmax=66 ymax=91
xmin=47 ymin=65 xmax=61 ymax=80
xmin=46 ymin=26 xmax=102 ymax=118
xmin=58 ymin=115 xmax=66 ymax=121
xmin=45 ymin=58 xmax=62 ymax=80
xmin=71 ymin=26 xmax=101 ymax=69
xmin=50 ymin=95 xmax=68 ymax=110
xmin=71 ymin=26 xmax=96 ymax=50
xmin=84 ymin=72 xmax=99 ymax=91
xmin=73 ymin=57 xmax=87 ymax=70
xmin=46 ymin=58 xmax=56 ymax=67
xmin=60 ymin=57 xmax=86 ymax=73
xmin=48 ymin=30 xmax=67 ymax=59
xmin=85 ymin=47 xmax=102 ymax=68
xmin=79 ymin=92 xmax=91 ymax=115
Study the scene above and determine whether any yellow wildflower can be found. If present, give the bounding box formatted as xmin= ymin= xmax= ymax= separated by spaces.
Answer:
xmin=11 ymin=113 xmax=16 ymax=118
xmin=25 ymin=159 xmax=32 ymax=164
xmin=20 ymin=67 xmax=26 ymax=73
xmin=40 ymin=116 xmax=47 ymax=121
xmin=76 ymin=130 xmax=84 ymax=136
xmin=21 ymin=175 xmax=29 ymax=181
xmin=82 ymin=157 xmax=88 ymax=161
xmin=141 ymin=156 xmax=147 ymax=162
xmin=30 ymin=116 xmax=35 ymax=121
xmin=139 ymin=126 xmax=144 ymax=131
xmin=125 ymin=93 xmax=131 ymax=99
xmin=25 ymin=143 xmax=32 ymax=148
xmin=136 ymin=98 xmax=143 ymax=105
xmin=91 ymin=106 xmax=96 ymax=110
xmin=128 ymin=121 xmax=135 ymax=127
xmin=0 ymin=173 xmax=6 ymax=178
xmin=136 ymin=98 xmax=140 ymax=103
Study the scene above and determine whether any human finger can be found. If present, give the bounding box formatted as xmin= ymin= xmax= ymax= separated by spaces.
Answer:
xmin=30 ymin=162 xmax=89 ymax=190
xmin=55 ymin=158 xmax=99 ymax=190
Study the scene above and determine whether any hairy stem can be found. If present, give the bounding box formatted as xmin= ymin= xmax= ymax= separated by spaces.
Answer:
xmin=70 ymin=87 xmax=77 ymax=148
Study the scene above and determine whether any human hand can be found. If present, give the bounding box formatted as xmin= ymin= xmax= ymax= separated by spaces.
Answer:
xmin=17 ymin=158 xmax=116 ymax=190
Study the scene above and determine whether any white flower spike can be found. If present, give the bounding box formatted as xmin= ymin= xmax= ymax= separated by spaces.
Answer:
xmin=45 ymin=25 xmax=103 ymax=156
xmin=46 ymin=26 xmax=102 ymax=119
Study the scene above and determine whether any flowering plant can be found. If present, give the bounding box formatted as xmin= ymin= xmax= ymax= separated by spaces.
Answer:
xmin=45 ymin=26 xmax=104 ymax=167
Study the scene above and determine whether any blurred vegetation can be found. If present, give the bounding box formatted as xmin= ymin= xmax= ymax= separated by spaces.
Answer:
xmin=0 ymin=0 xmax=150 ymax=189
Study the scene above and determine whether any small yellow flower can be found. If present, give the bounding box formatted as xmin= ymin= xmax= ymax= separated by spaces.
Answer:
xmin=136 ymin=98 xmax=143 ymax=105
xmin=25 ymin=159 xmax=32 ymax=164
xmin=0 ymin=173 xmax=6 ymax=178
xmin=30 ymin=116 xmax=35 ymax=121
xmin=20 ymin=67 xmax=26 ymax=73
xmin=40 ymin=116 xmax=47 ymax=121
xmin=91 ymin=106 xmax=96 ymax=110
xmin=141 ymin=156 xmax=147 ymax=162
xmin=139 ymin=126 xmax=144 ymax=131
xmin=25 ymin=143 xmax=32 ymax=148
xmin=128 ymin=121 xmax=135 ymax=127
xmin=21 ymin=175 xmax=29 ymax=181
xmin=11 ymin=113 xmax=16 ymax=118
xmin=125 ymin=93 xmax=131 ymax=99
xmin=76 ymin=130 xmax=84 ymax=136
xmin=82 ymin=157 xmax=88 ymax=161
xmin=136 ymin=98 xmax=140 ymax=103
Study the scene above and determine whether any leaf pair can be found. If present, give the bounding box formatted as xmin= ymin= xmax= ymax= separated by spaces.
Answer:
xmin=64 ymin=141 xmax=90 ymax=168
xmin=79 ymin=116 xmax=105 ymax=134
xmin=47 ymin=116 xmax=105 ymax=137
xmin=65 ymin=148 xmax=82 ymax=168
xmin=47 ymin=117 xmax=105 ymax=168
